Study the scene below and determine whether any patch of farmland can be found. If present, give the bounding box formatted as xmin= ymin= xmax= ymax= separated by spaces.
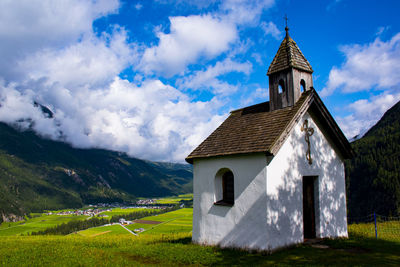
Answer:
xmin=77 ymin=224 xmax=129 ymax=237
xmin=132 ymin=220 xmax=161 ymax=224
xmin=0 ymin=214 xmax=89 ymax=236
xmin=139 ymin=208 xmax=192 ymax=222
xmin=133 ymin=208 xmax=192 ymax=234
xmin=100 ymin=208 xmax=147 ymax=216
xmin=155 ymin=194 xmax=193 ymax=204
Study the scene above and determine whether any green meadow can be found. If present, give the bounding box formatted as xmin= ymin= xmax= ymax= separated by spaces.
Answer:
xmin=154 ymin=193 xmax=193 ymax=204
xmin=348 ymin=221 xmax=400 ymax=240
xmin=1 ymin=206 xmax=399 ymax=266
xmin=1 ymin=207 xmax=400 ymax=266
xmin=76 ymin=208 xmax=192 ymax=236
xmin=100 ymin=207 xmax=147 ymax=217
xmin=130 ymin=208 xmax=192 ymax=234
xmin=76 ymin=224 xmax=130 ymax=237
xmin=0 ymin=207 xmax=154 ymax=236
xmin=0 ymin=219 xmax=399 ymax=266
xmin=0 ymin=214 xmax=89 ymax=236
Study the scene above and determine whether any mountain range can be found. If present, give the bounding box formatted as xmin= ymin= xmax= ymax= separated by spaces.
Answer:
xmin=346 ymin=100 xmax=400 ymax=218
xmin=0 ymin=121 xmax=192 ymax=221
xmin=1 ymin=100 xmax=399 ymax=222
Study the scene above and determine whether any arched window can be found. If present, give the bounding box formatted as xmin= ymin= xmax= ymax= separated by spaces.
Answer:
xmin=300 ymin=79 xmax=306 ymax=92
xmin=278 ymin=79 xmax=285 ymax=94
xmin=222 ymin=171 xmax=234 ymax=204
xmin=214 ymin=169 xmax=234 ymax=206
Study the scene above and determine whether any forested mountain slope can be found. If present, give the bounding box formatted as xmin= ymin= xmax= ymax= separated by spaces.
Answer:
xmin=0 ymin=122 xmax=192 ymax=221
xmin=346 ymin=101 xmax=400 ymax=218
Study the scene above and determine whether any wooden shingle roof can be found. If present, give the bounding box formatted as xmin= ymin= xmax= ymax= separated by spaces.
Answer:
xmin=185 ymin=89 xmax=352 ymax=163
xmin=267 ymin=32 xmax=313 ymax=75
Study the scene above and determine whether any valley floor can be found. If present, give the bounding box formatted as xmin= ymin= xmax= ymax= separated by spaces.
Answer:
xmin=0 ymin=208 xmax=399 ymax=266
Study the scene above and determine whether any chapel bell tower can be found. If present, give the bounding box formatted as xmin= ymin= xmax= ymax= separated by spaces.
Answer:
xmin=267 ymin=26 xmax=314 ymax=111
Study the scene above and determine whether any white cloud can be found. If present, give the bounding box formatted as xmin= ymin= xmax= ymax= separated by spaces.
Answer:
xmin=155 ymin=0 xmax=218 ymax=8
xmin=0 ymin=0 xmax=232 ymax=162
xmin=140 ymin=14 xmax=237 ymax=77
xmin=19 ymin=27 xmax=137 ymax=89
xmin=138 ymin=0 xmax=277 ymax=78
xmin=139 ymin=0 xmax=276 ymax=77
xmin=322 ymin=33 xmax=400 ymax=96
xmin=0 ymin=78 xmax=226 ymax=162
xmin=251 ymin=53 xmax=263 ymax=65
xmin=322 ymin=33 xmax=400 ymax=138
xmin=220 ymin=0 xmax=275 ymax=25
xmin=376 ymin=26 xmax=390 ymax=36
xmin=134 ymin=3 xmax=143 ymax=10
xmin=177 ymin=58 xmax=252 ymax=95
xmin=241 ymin=87 xmax=268 ymax=106
xmin=0 ymin=0 xmax=280 ymax=163
xmin=336 ymin=91 xmax=400 ymax=138
xmin=0 ymin=0 xmax=120 ymax=81
xmin=261 ymin=21 xmax=282 ymax=40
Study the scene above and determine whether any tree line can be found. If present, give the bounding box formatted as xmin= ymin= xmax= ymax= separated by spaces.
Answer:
xmin=346 ymin=101 xmax=400 ymax=219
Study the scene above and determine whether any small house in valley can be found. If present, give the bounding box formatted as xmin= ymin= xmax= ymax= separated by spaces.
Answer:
xmin=186 ymin=27 xmax=352 ymax=251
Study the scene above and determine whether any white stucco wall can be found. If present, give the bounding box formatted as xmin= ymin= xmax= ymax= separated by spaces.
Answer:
xmin=266 ymin=112 xmax=348 ymax=250
xmin=192 ymin=112 xmax=348 ymax=251
xmin=192 ymin=153 xmax=269 ymax=250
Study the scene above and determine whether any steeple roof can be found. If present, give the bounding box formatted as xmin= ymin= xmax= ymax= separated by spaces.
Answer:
xmin=267 ymin=28 xmax=313 ymax=75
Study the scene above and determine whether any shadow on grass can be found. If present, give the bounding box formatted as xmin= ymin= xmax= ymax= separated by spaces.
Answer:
xmin=158 ymin=234 xmax=400 ymax=266
xmin=160 ymin=236 xmax=192 ymax=244
xmin=325 ymin=233 xmax=400 ymax=255
xmin=212 ymin=236 xmax=400 ymax=266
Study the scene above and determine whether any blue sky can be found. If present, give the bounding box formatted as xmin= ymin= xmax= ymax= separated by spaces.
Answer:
xmin=0 ymin=0 xmax=399 ymax=162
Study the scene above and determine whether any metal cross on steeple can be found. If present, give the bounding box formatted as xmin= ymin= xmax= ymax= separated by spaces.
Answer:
xmin=284 ymin=14 xmax=288 ymax=28
xmin=284 ymin=14 xmax=289 ymax=37
xmin=301 ymin=119 xmax=314 ymax=165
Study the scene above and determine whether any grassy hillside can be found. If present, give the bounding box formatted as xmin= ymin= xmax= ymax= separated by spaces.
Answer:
xmin=0 ymin=122 xmax=192 ymax=220
xmin=346 ymin=101 xmax=400 ymax=218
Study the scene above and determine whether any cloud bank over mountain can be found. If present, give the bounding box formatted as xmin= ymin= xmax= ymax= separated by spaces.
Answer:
xmin=0 ymin=0 xmax=275 ymax=162
xmin=0 ymin=0 xmax=399 ymax=161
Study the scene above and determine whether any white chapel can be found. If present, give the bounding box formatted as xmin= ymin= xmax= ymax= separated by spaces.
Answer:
xmin=185 ymin=26 xmax=353 ymax=251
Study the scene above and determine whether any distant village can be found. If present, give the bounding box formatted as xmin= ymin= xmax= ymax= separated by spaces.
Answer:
xmin=47 ymin=209 xmax=110 ymax=217
xmin=46 ymin=198 xmax=175 ymax=217
xmin=43 ymin=198 xmax=180 ymax=234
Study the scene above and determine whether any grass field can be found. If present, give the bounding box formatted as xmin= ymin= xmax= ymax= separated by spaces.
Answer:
xmin=76 ymin=208 xmax=192 ymax=236
xmin=0 ymin=214 xmax=89 ymax=236
xmin=77 ymin=224 xmax=131 ymax=237
xmin=348 ymin=221 xmax=400 ymax=240
xmin=154 ymin=193 xmax=193 ymax=204
xmin=1 ymin=208 xmax=399 ymax=266
xmin=100 ymin=207 xmax=147 ymax=217
xmin=0 ymin=208 xmax=156 ymax=236
xmin=130 ymin=208 xmax=192 ymax=234
xmin=0 ymin=226 xmax=399 ymax=266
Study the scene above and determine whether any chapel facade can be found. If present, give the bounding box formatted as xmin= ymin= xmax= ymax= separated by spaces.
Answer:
xmin=186 ymin=27 xmax=352 ymax=251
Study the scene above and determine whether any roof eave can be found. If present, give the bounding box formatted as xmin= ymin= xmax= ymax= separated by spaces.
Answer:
xmin=267 ymin=65 xmax=314 ymax=76
xmin=185 ymin=151 xmax=273 ymax=164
